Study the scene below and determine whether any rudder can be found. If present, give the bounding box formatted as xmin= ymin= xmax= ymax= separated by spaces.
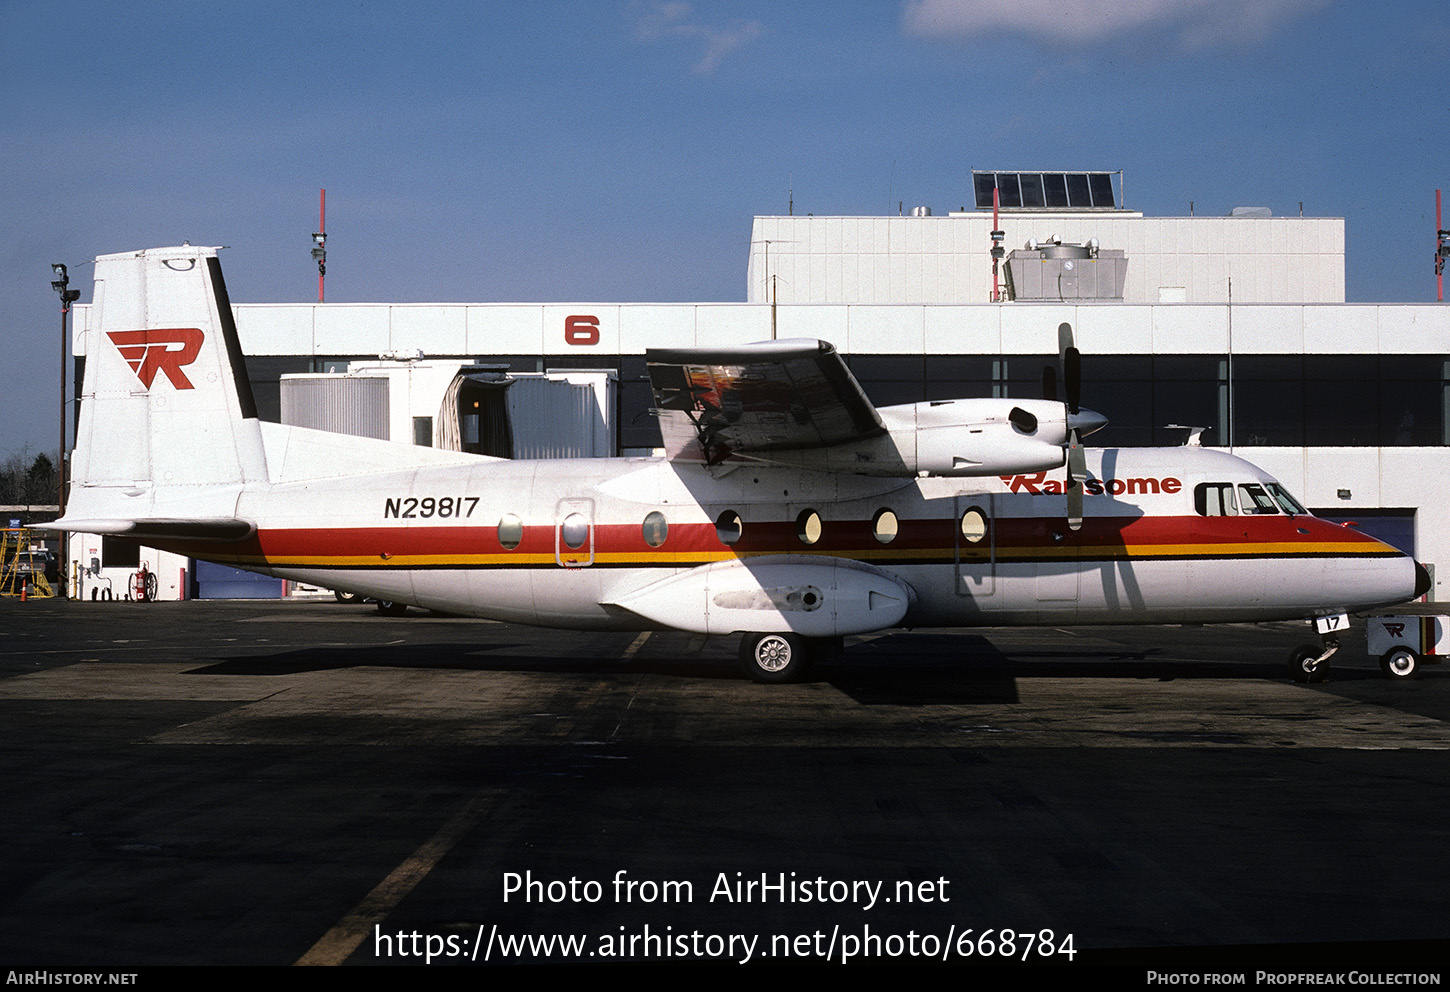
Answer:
xmin=70 ymin=245 xmax=267 ymax=492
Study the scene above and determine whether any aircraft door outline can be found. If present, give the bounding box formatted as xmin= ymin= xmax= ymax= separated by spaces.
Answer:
xmin=954 ymin=493 xmax=995 ymax=597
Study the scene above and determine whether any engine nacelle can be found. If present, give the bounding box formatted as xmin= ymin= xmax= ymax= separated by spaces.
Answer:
xmin=878 ymin=399 xmax=1070 ymax=477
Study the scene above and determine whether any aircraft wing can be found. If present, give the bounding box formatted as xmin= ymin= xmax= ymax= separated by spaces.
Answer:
xmin=646 ymin=339 xmax=885 ymax=464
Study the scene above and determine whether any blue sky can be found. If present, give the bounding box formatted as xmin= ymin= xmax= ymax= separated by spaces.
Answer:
xmin=2 ymin=0 xmax=1446 ymax=461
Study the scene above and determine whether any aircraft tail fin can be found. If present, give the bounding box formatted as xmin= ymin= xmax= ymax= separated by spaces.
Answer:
xmin=60 ymin=246 xmax=268 ymax=529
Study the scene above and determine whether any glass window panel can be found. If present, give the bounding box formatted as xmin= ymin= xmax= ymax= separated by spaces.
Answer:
xmin=1194 ymin=483 xmax=1238 ymax=517
xmin=1236 ymin=356 xmax=1303 ymax=380
xmin=1305 ymin=377 xmax=1377 ymax=445
xmin=973 ymin=172 xmax=997 ymax=209
xmin=796 ymin=509 xmax=822 ymax=545
xmin=925 ymin=355 xmax=996 ymax=381
xmin=1088 ymin=173 xmax=1115 ymax=207
xmin=872 ymin=508 xmax=899 ymax=544
xmin=961 ymin=507 xmax=988 ymax=543
xmin=561 ymin=513 xmax=589 ymax=550
xmin=1090 ymin=379 xmax=1154 ymax=447
xmin=1379 ymin=355 xmax=1441 ymax=381
xmin=1267 ymin=484 xmax=1307 ymax=516
xmin=1020 ymin=173 xmax=1046 ymax=208
xmin=716 ymin=510 xmax=743 ymax=546
xmin=1234 ymin=381 xmax=1304 ymax=445
xmin=1380 ymin=380 xmax=1442 ymax=445
xmin=860 ymin=380 xmax=927 ymax=407
xmin=1304 ymin=355 xmax=1368 ymax=380
xmin=1154 ymin=356 xmax=1224 ymax=380
xmin=996 ymin=173 xmax=1022 ymax=207
xmin=620 ymin=379 xmax=663 ymax=449
xmin=1153 ymin=381 xmax=1221 ymax=445
xmin=1238 ymin=484 xmax=1280 ymax=514
xmin=1043 ymin=174 xmax=1069 ymax=207
xmin=1066 ymin=173 xmax=1091 ymax=206
xmin=848 ymin=355 xmax=924 ymax=380
xmin=1082 ymin=355 xmax=1153 ymax=381
xmin=642 ymin=511 xmax=667 ymax=548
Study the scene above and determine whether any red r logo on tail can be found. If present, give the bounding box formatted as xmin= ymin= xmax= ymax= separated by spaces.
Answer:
xmin=106 ymin=328 xmax=205 ymax=389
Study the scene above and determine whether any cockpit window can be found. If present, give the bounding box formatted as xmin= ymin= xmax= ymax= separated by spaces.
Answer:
xmin=1238 ymin=483 xmax=1280 ymax=514
xmin=1194 ymin=483 xmax=1238 ymax=517
xmin=1266 ymin=483 xmax=1307 ymax=516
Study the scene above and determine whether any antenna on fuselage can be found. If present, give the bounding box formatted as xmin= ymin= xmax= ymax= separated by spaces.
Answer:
xmin=1166 ymin=424 xmax=1207 ymax=446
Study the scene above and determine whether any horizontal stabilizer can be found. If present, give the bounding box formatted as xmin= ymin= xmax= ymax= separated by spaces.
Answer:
xmin=40 ymin=517 xmax=255 ymax=543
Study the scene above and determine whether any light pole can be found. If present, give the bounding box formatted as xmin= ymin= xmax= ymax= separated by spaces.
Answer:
xmin=50 ymin=263 xmax=79 ymax=594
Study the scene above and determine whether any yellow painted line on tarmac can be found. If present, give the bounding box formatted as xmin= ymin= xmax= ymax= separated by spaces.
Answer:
xmin=295 ymin=791 xmax=499 ymax=966
xmin=619 ymin=631 xmax=652 ymax=660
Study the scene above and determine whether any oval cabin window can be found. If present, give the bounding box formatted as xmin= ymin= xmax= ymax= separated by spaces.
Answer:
xmin=960 ymin=507 xmax=988 ymax=544
xmin=716 ymin=510 xmax=743 ymax=546
xmin=642 ymin=511 xmax=668 ymax=548
xmin=796 ymin=509 xmax=822 ymax=545
xmin=872 ymin=508 xmax=899 ymax=544
xmin=561 ymin=512 xmax=589 ymax=550
xmin=498 ymin=514 xmax=523 ymax=550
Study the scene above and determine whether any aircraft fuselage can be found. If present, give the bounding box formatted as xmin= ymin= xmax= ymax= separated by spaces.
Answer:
xmin=157 ymin=445 xmax=1417 ymax=633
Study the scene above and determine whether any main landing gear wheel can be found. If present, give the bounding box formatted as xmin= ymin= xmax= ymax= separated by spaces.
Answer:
xmin=334 ymin=590 xmax=360 ymax=604
xmin=376 ymin=600 xmax=408 ymax=616
xmin=740 ymin=632 xmax=808 ymax=683
xmin=1288 ymin=644 xmax=1327 ymax=684
xmin=1380 ymin=648 xmax=1420 ymax=680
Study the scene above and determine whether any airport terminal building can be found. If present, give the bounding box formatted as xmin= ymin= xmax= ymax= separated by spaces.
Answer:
xmin=70 ymin=172 xmax=1449 ymax=602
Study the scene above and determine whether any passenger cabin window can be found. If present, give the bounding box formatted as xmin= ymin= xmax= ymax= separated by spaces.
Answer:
xmin=1194 ymin=483 xmax=1238 ymax=516
xmin=716 ymin=510 xmax=743 ymax=546
xmin=960 ymin=507 xmax=988 ymax=543
xmin=561 ymin=513 xmax=589 ymax=550
xmin=642 ymin=511 xmax=667 ymax=548
xmin=872 ymin=508 xmax=899 ymax=544
xmin=498 ymin=514 xmax=524 ymax=550
xmin=1238 ymin=483 xmax=1280 ymax=514
xmin=796 ymin=509 xmax=822 ymax=545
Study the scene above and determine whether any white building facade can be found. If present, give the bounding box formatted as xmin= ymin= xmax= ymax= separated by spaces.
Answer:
xmin=69 ymin=191 xmax=1449 ymax=602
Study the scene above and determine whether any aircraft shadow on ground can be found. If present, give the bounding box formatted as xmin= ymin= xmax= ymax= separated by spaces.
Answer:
xmin=174 ymin=628 xmax=1381 ymax=706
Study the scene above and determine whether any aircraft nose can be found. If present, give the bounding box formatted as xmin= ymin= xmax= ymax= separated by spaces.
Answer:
xmin=1414 ymin=560 xmax=1433 ymax=600
xmin=1068 ymin=406 xmax=1108 ymax=438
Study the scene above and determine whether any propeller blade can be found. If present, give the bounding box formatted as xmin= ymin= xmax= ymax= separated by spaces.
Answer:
xmin=1064 ymin=346 xmax=1081 ymax=415
xmin=1067 ymin=436 xmax=1087 ymax=481
xmin=1057 ymin=322 xmax=1075 ymax=359
xmin=1066 ymin=436 xmax=1087 ymax=531
xmin=1056 ymin=324 xmax=1089 ymax=530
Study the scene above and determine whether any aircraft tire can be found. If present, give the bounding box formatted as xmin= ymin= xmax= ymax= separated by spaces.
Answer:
xmin=740 ymin=632 xmax=808 ymax=683
xmin=1288 ymin=644 xmax=1327 ymax=684
xmin=376 ymin=600 xmax=408 ymax=617
xmin=334 ymin=590 xmax=360 ymax=604
xmin=1380 ymin=648 xmax=1420 ymax=680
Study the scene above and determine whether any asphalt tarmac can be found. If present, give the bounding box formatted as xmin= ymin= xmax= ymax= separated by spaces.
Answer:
xmin=1 ymin=597 xmax=1447 ymax=971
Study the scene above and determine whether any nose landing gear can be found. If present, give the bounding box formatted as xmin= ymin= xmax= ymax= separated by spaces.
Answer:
xmin=1289 ymin=612 xmax=1349 ymax=683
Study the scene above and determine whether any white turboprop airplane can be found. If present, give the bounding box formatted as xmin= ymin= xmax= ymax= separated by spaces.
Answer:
xmin=51 ymin=245 xmax=1429 ymax=682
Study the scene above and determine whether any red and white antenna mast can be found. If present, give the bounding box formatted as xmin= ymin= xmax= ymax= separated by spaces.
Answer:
xmin=311 ymin=188 xmax=327 ymax=303
xmin=1437 ymin=189 xmax=1447 ymax=303
xmin=990 ymin=186 xmax=1004 ymax=302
